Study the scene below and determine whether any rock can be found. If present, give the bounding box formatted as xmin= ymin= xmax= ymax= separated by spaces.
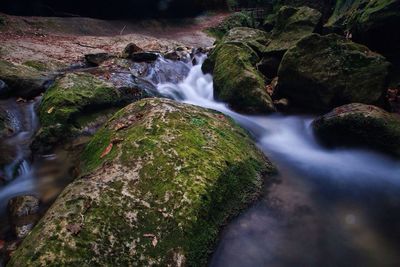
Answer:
xmin=264 ymin=6 xmax=322 ymax=57
xmin=206 ymin=11 xmax=253 ymax=39
xmin=130 ymin=52 xmax=159 ymax=62
xmin=258 ymin=6 xmax=321 ymax=80
xmin=275 ymin=33 xmax=391 ymax=112
xmin=221 ymin=27 xmax=270 ymax=55
xmin=203 ymin=27 xmax=275 ymax=113
xmin=0 ymin=60 xmax=49 ymax=98
xmin=8 ymin=195 xmax=40 ymax=239
xmin=0 ymin=80 xmax=10 ymax=96
xmin=84 ymin=53 xmax=114 ymax=66
xmin=211 ymin=42 xmax=275 ymax=113
xmin=9 ymin=98 xmax=276 ymax=266
xmin=325 ymin=0 xmax=400 ymax=57
xmin=312 ymin=103 xmax=400 ymax=157
xmin=34 ymin=73 xmax=127 ymax=150
xmin=122 ymin=43 xmax=144 ymax=58
xmin=8 ymin=195 xmax=39 ymax=218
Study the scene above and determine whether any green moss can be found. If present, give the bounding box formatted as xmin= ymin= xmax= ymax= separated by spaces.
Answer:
xmin=212 ymin=43 xmax=275 ymax=113
xmin=36 ymin=72 xmax=122 ymax=148
xmin=23 ymin=60 xmax=50 ymax=72
xmin=10 ymin=98 xmax=276 ymax=267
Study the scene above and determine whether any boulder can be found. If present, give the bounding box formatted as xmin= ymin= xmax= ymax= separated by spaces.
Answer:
xmin=206 ymin=11 xmax=253 ymax=39
xmin=325 ymin=0 xmax=400 ymax=57
xmin=9 ymin=98 xmax=275 ymax=266
xmin=203 ymin=27 xmax=275 ymax=113
xmin=0 ymin=60 xmax=49 ymax=99
xmin=212 ymin=43 xmax=275 ymax=113
xmin=275 ymin=33 xmax=390 ymax=112
xmin=264 ymin=6 xmax=322 ymax=56
xmin=221 ymin=27 xmax=270 ymax=55
xmin=259 ymin=6 xmax=321 ymax=79
xmin=35 ymin=72 xmax=130 ymax=150
xmin=130 ymin=52 xmax=159 ymax=62
xmin=312 ymin=103 xmax=400 ymax=157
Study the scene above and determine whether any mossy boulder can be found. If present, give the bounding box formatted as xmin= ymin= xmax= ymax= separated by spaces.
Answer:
xmin=212 ymin=43 xmax=275 ymax=113
xmin=220 ymin=27 xmax=271 ymax=55
xmin=312 ymin=103 xmax=400 ymax=157
xmin=203 ymin=27 xmax=275 ymax=113
xmin=325 ymin=0 xmax=400 ymax=57
xmin=9 ymin=98 xmax=275 ymax=266
xmin=258 ymin=5 xmax=321 ymax=79
xmin=36 ymin=72 xmax=135 ymax=150
xmin=0 ymin=60 xmax=49 ymax=98
xmin=206 ymin=12 xmax=253 ymax=39
xmin=275 ymin=33 xmax=390 ymax=112
xmin=264 ymin=5 xmax=322 ymax=56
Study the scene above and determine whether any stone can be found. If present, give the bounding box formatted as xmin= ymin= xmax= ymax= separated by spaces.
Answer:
xmin=122 ymin=43 xmax=144 ymax=58
xmin=275 ymin=33 xmax=390 ymax=112
xmin=84 ymin=53 xmax=114 ymax=66
xmin=0 ymin=60 xmax=49 ymax=99
xmin=130 ymin=52 xmax=159 ymax=62
xmin=312 ymin=103 xmax=400 ymax=157
xmin=9 ymin=98 xmax=276 ymax=266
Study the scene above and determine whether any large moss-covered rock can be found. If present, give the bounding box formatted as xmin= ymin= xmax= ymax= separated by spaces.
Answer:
xmin=35 ymin=73 xmax=126 ymax=149
xmin=0 ymin=60 xmax=49 ymax=98
xmin=325 ymin=0 xmax=400 ymax=57
xmin=9 ymin=98 xmax=275 ymax=266
xmin=313 ymin=103 xmax=400 ymax=157
xmin=275 ymin=33 xmax=390 ymax=111
xmin=264 ymin=6 xmax=322 ymax=56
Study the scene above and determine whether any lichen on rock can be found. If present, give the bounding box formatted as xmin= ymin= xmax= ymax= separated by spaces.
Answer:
xmin=9 ymin=98 xmax=276 ymax=266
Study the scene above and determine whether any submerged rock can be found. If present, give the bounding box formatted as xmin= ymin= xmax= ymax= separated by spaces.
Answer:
xmin=9 ymin=98 xmax=275 ymax=266
xmin=0 ymin=60 xmax=49 ymax=98
xmin=276 ymin=33 xmax=390 ymax=112
xmin=313 ymin=103 xmax=400 ymax=157
xmin=8 ymin=195 xmax=40 ymax=239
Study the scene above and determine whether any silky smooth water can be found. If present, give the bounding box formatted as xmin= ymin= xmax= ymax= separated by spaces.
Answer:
xmin=155 ymin=55 xmax=400 ymax=267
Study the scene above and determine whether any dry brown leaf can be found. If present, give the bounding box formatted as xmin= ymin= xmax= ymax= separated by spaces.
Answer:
xmin=100 ymin=143 xmax=113 ymax=158
xmin=47 ymin=107 xmax=55 ymax=114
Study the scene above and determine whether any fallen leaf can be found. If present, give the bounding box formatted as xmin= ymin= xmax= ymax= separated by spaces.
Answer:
xmin=143 ymin=234 xmax=158 ymax=247
xmin=100 ymin=143 xmax=113 ymax=158
xmin=47 ymin=107 xmax=55 ymax=114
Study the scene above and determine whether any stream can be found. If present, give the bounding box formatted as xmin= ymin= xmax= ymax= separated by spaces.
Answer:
xmin=156 ymin=55 xmax=400 ymax=267
xmin=1 ymin=54 xmax=400 ymax=266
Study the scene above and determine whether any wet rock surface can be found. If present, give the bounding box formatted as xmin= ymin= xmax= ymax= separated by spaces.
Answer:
xmin=9 ymin=98 xmax=275 ymax=266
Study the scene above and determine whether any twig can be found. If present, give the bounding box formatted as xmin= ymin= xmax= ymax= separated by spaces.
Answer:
xmin=120 ymin=25 xmax=127 ymax=35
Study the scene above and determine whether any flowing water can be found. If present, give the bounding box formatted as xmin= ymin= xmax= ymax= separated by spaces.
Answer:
xmin=155 ymin=55 xmax=400 ymax=267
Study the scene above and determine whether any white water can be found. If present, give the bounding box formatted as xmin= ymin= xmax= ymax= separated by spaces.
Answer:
xmin=155 ymin=55 xmax=400 ymax=266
